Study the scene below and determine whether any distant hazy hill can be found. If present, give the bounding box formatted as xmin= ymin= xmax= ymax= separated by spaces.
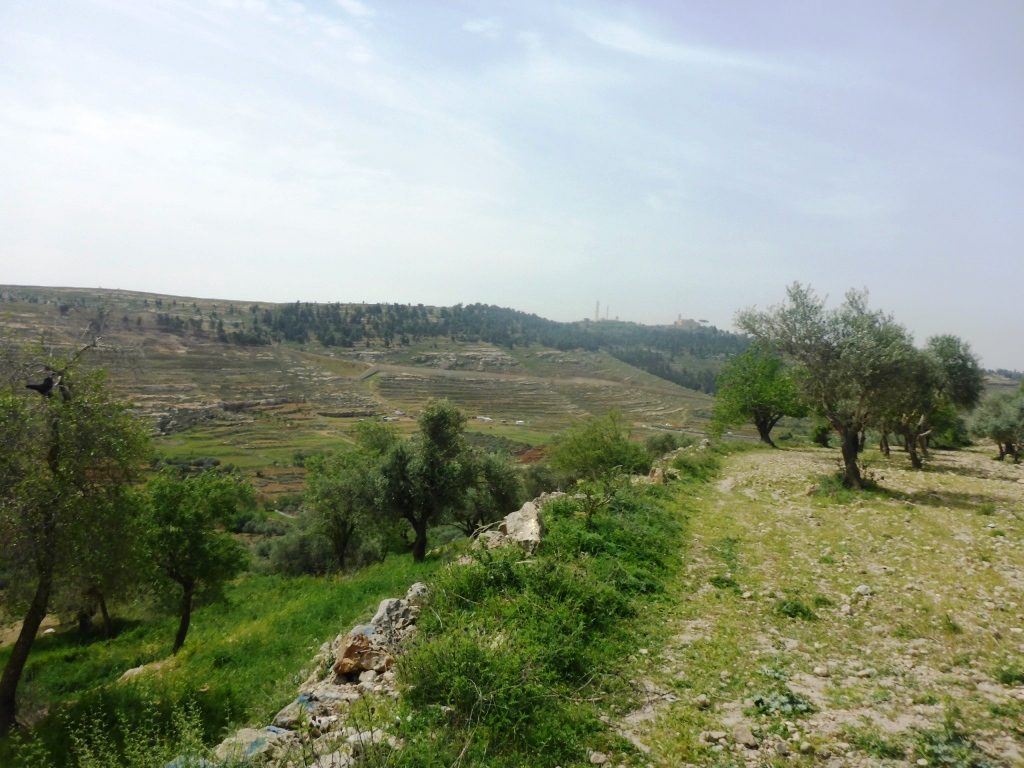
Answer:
xmin=0 ymin=286 xmax=733 ymax=494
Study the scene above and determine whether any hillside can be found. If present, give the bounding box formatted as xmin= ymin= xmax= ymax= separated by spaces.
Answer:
xmin=0 ymin=285 xmax=731 ymax=495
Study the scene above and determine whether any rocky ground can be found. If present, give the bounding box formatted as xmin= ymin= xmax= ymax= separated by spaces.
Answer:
xmin=628 ymin=446 xmax=1024 ymax=767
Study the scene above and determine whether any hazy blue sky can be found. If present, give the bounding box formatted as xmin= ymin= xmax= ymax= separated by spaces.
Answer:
xmin=2 ymin=1 xmax=1022 ymax=367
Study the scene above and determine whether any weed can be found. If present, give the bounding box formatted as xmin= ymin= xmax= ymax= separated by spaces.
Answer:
xmin=773 ymin=599 xmax=816 ymax=621
xmin=912 ymin=708 xmax=995 ymax=768
xmin=395 ymin=482 xmax=692 ymax=764
xmin=976 ymin=502 xmax=996 ymax=516
xmin=941 ymin=613 xmax=963 ymax=635
xmin=993 ymin=664 xmax=1024 ymax=686
xmin=847 ymin=728 xmax=907 ymax=759
xmin=749 ymin=688 xmax=815 ymax=717
xmin=671 ymin=452 xmax=721 ymax=481
xmin=709 ymin=575 xmax=739 ymax=591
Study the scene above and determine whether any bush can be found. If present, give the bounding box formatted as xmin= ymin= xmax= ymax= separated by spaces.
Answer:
xmin=671 ymin=452 xmax=720 ymax=481
xmin=550 ymin=412 xmax=651 ymax=481
xmin=269 ymin=529 xmax=335 ymax=576
xmin=645 ymin=431 xmax=683 ymax=457
xmin=522 ymin=463 xmax=567 ymax=498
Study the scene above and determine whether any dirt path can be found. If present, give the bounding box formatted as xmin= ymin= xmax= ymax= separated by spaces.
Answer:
xmin=630 ymin=446 xmax=1024 ymax=767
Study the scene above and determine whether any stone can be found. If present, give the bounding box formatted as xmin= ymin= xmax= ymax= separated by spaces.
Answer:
xmin=371 ymin=598 xmax=417 ymax=639
xmin=347 ymin=729 xmax=395 ymax=757
xmin=308 ymin=680 xmax=364 ymax=705
xmin=405 ymin=582 xmax=429 ymax=603
xmin=214 ymin=727 xmax=291 ymax=763
xmin=500 ymin=499 xmax=546 ymax=554
xmin=119 ymin=660 xmax=166 ymax=681
xmin=589 ymin=751 xmax=609 ymax=765
xmin=799 ymin=742 xmax=814 ymax=754
xmin=703 ymin=731 xmax=728 ymax=743
xmin=317 ymin=751 xmax=353 ymax=768
xmin=332 ymin=633 xmax=394 ymax=677
xmin=853 ymin=584 xmax=872 ymax=597
xmin=358 ymin=669 xmax=378 ymax=683
xmin=272 ymin=697 xmax=313 ymax=729
xmin=733 ymin=724 xmax=759 ymax=749
xmin=694 ymin=693 xmax=710 ymax=709
xmin=813 ymin=665 xmax=830 ymax=677
xmin=648 ymin=467 xmax=666 ymax=484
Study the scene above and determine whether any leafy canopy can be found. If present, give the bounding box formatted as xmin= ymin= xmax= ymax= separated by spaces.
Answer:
xmin=711 ymin=345 xmax=807 ymax=445
xmin=550 ymin=411 xmax=650 ymax=482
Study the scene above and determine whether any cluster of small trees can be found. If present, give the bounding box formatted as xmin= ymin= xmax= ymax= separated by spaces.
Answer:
xmin=299 ymin=402 xmax=526 ymax=570
xmin=971 ymin=387 xmax=1024 ymax=462
xmin=0 ymin=366 xmax=255 ymax=735
xmin=714 ymin=284 xmax=985 ymax=487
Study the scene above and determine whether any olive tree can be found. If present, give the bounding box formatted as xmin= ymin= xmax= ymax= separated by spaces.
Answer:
xmin=711 ymin=346 xmax=807 ymax=447
xmin=972 ymin=392 xmax=1024 ymax=462
xmin=879 ymin=336 xmax=984 ymax=467
xmin=144 ymin=469 xmax=253 ymax=653
xmin=304 ymin=449 xmax=379 ymax=570
xmin=453 ymin=452 xmax=525 ymax=537
xmin=738 ymin=284 xmax=915 ymax=488
xmin=0 ymin=369 xmax=149 ymax=734
xmin=378 ymin=401 xmax=475 ymax=561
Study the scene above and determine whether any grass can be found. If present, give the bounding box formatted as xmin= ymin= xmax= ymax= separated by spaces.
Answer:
xmin=625 ymin=444 xmax=1024 ymax=766
xmin=1 ymin=556 xmax=441 ymax=767
xmin=387 ymin=479 xmax=692 ymax=767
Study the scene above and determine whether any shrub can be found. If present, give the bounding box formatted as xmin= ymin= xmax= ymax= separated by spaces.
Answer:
xmin=269 ymin=529 xmax=335 ymax=576
xmin=645 ymin=431 xmax=682 ymax=457
xmin=550 ymin=412 xmax=651 ymax=481
xmin=522 ymin=463 xmax=567 ymax=498
xmin=671 ymin=452 xmax=720 ymax=481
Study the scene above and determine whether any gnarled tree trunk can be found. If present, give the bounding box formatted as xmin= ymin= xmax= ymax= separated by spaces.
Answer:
xmin=840 ymin=429 xmax=863 ymax=489
xmin=754 ymin=418 xmax=777 ymax=448
xmin=173 ymin=582 xmax=195 ymax=654
xmin=411 ymin=517 xmax=429 ymax=562
xmin=0 ymin=572 xmax=53 ymax=735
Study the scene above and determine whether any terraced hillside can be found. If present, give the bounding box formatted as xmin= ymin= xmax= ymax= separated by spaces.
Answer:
xmin=0 ymin=285 xmax=715 ymax=493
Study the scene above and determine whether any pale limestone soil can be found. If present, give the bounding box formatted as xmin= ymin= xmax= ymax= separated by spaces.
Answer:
xmin=630 ymin=446 xmax=1024 ymax=768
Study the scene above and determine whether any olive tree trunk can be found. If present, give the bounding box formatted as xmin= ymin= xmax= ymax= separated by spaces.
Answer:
xmin=0 ymin=572 xmax=53 ymax=735
xmin=839 ymin=429 xmax=864 ymax=489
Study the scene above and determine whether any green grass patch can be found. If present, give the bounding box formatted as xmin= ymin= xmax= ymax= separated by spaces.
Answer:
xmin=773 ymin=599 xmax=817 ymax=621
xmin=2 ymin=557 xmax=440 ymax=767
xmin=390 ymin=480 xmax=693 ymax=766
xmin=847 ymin=727 xmax=907 ymax=759
xmin=993 ymin=663 xmax=1024 ymax=686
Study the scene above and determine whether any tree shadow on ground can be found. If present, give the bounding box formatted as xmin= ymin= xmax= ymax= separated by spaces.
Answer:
xmin=876 ymin=486 xmax=1003 ymax=514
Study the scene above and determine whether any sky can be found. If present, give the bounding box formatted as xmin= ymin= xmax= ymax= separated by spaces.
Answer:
xmin=1 ymin=1 xmax=1022 ymax=368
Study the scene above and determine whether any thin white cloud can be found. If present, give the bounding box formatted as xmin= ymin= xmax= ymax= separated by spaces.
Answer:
xmin=581 ymin=16 xmax=790 ymax=75
xmin=462 ymin=18 xmax=502 ymax=39
xmin=336 ymin=0 xmax=373 ymax=18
